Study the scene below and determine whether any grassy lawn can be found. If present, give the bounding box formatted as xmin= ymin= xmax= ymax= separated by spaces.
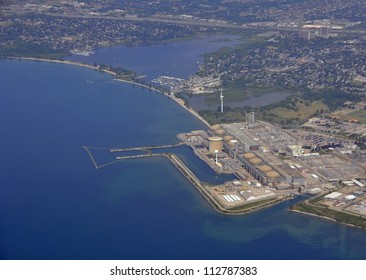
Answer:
xmin=270 ymin=101 xmax=328 ymax=120
xmin=346 ymin=110 xmax=366 ymax=123
xmin=200 ymin=99 xmax=328 ymax=125
xmin=331 ymin=109 xmax=366 ymax=124
xmin=291 ymin=201 xmax=366 ymax=229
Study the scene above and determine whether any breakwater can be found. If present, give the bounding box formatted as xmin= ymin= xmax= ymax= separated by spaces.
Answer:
xmin=84 ymin=143 xmax=290 ymax=216
xmin=110 ymin=142 xmax=186 ymax=153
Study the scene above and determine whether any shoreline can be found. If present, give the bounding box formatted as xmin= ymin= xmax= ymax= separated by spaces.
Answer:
xmin=289 ymin=208 xmax=366 ymax=231
xmin=8 ymin=56 xmax=281 ymax=216
xmin=7 ymin=57 xmax=364 ymax=224
xmin=84 ymin=142 xmax=293 ymax=216
xmin=5 ymin=56 xmax=211 ymax=128
xmin=5 ymin=57 xmax=329 ymax=219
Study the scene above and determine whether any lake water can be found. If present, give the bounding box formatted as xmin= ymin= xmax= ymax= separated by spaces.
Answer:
xmin=68 ymin=34 xmax=297 ymax=109
xmin=2 ymin=59 xmax=366 ymax=260
xmin=67 ymin=34 xmax=243 ymax=81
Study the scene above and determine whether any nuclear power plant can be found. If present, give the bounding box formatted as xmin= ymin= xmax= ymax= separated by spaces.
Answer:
xmin=112 ymin=113 xmax=366 ymax=217
xmin=178 ymin=119 xmax=311 ymax=190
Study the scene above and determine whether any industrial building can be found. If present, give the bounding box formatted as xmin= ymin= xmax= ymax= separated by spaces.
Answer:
xmin=286 ymin=145 xmax=305 ymax=157
xmin=240 ymin=189 xmax=276 ymax=202
xmin=178 ymin=118 xmax=365 ymax=215
xmin=208 ymin=136 xmax=223 ymax=154
xmin=221 ymin=123 xmax=260 ymax=152
xmin=238 ymin=152 xmax=287 ymax=188
xmin=208 ymin=122 xmax=307 ymax=190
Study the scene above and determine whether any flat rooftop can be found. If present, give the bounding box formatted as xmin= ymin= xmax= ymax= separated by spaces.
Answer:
xmin=221 ymin=123 xmax=259 ymax=147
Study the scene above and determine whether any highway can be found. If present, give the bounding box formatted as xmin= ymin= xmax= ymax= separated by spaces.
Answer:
xmin=5 ymin=10 xmax=365 ymax=36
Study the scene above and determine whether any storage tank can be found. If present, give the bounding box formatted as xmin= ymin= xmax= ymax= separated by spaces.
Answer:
xmin=249 ymin=157 xmax=262 ymax=165
xmin=215 ymin=129 xmax=225 ymax=136
xmin=266 ymin=171 xmax=280 ymax=179
xmin=230 ymin=139 xmax=239 ymax=158
xmin=211 ymin=124 xmax=221 ymax=130
xmin=208 ymin=136 xmax=223 ymax=154
xmin=243 ymin=152 xmax=256 ymax=159
xmin=228 ymin=140 xmax=236 ymax=147
xmin=229 ymin=139 xmax=238 ymax=148
xmin=223 ymin=135 xmax=233 ymax=142
xmin=259 ymin=165 xmax=272 ymax=172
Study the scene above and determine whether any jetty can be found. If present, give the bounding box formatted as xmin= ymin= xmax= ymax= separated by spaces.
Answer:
xmin=83 ymin=142 xmax=186 ymax=169
xmin=110 ymin=142 xmax=186 ymax=152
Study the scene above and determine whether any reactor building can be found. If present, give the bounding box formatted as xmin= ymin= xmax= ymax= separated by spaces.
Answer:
xmin=208 ymin=136 xmax=223 ymax=154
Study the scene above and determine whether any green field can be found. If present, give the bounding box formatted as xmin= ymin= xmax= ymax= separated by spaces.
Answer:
xmin=291 ymin=201 xmax=366 ymax=229
xmin=269 ymin=100 xmax=328 ymax=120
xmin=346 ymin=110 xmax=366 ymax=123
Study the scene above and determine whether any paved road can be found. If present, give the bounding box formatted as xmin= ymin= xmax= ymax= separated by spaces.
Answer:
xmin=5 ymin=10 xmax=365 ymax=35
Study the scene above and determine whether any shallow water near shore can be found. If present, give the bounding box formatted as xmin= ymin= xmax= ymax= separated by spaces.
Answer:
xmin=1 ymin=59 xmax=366 ymax=260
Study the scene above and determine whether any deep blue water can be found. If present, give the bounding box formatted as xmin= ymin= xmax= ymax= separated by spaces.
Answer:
xmin=2 ymin=59 xmax=366 ymax=260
